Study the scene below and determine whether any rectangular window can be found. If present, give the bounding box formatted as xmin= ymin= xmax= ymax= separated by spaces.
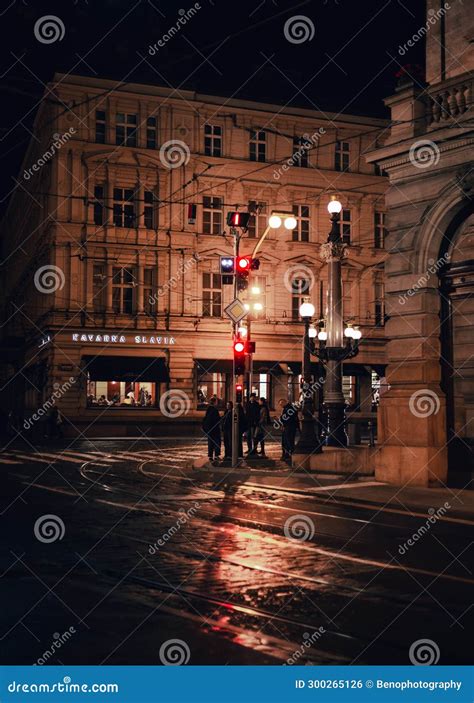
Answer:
xmin=292 ymin=205 xmax=310 ymax=242
xmin=202 ymin=196 xmax=223 ymax=235
xmin=202 ymin=272 xmax=222 ymax=317
xmin=291 ymin=278 xmax=311 ymax=321
xmin=93 ymin=185 xmax=105 ymax=226
xmin=249 ymin=130 xmax=266 ymax=162
xmin=113 ymin=188 xmax=136 ymax=228
xmin=112 ymin=267 xmax=136 ymax=314
xmin=374 ymin=163 xmax=387 ymax=177
xmin=292 ymin=137 xmax=310 ymax=167
xmin=374 ymin=211 xmax=386 ymax=249
xmin=247 ymin=201 xmax=267 ymax=238
xmin=144 ymin=190 xmax=156 ymax=229
xmin=197 ymin=371 xmax=226 ymax=408
xmin=143 ymin=267 xmax=156 ymax=314
xmin=115 ymin=112 xmax=137 ymax=147
xmin=340 ymin=209 xmax=351 ymax=244
xmin=95 ymin=110 xmax=106 ymax=144
xmin=146 ymin=116 xmax=157 ymax=149
xmin=375 ymin=282 xmax=385 ymax=326
xmin=92 ymin=263 xmax=107 ymax=312
xmin=204 ymin=124 xmax=222 ymax=157
xmin=335 ymin=140 xmax=350 ymax=172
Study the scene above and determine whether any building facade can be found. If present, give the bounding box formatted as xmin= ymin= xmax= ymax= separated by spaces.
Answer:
xmin=367 ymin=0 xmax=474 ymax=485
xmin=0 ymin=74 xmax=388 ymax=437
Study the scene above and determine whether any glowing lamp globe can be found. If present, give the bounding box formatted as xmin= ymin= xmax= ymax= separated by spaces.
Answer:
xmin=283 ymin=215 xmax=297 ymax=230
xmin=318 ymin=329 xmax=328 ymax=341
xmin=268 ymin=215 xmax=282 ymax=229
xmin=327 ymin=197 xmax=342 ymax=215
xmin=352 ymin=327 xmax=362 ymax=340
xmin=299 ymin=300 xmax=315 ymax=318
xmin=308 ymin=324 xmax=317 ymax=339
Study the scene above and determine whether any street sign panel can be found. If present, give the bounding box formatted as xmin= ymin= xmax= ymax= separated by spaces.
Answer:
xmin=224 ymin=298 xmax=247 ymax=324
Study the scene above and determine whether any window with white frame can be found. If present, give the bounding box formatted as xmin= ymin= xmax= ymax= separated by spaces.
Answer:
xmin=112 ymin=267 xmax=136 ymax=314
xmin=113 ymin=188 xmax=136 ymax=228
xmin=95 ymin=110 xmax=106 ymax=144
xmin=204 ymin=124 xmax=222 ymax=157
xmin=292 ymin=205 xmax=310 ymax=242
xmin=143 ymin=267 xmax=156 ymax=314
xmin=340 ymin=209 xmax=351 ymax=244
xmin=202 ymin=273 xmax=222 ymax=317
xmin=115 ymin=112 xmax=137 ymax=147
xmin=202 ymin=196 xmax=223 ymax=235
xmin=249 ymin=130 xmax=266 ymax=162
xmin=291 ymin=278 xmax=311 ymax=321
xmin=335 ymin=140 xmax=350 ymax=172
xmin=374 ymin=211 xmax=386 ymax=249
xmin=247 ymin=201 xmax=268 ymax=238
xmin=292 ymin=136 xmax=310 ymax=167
xmin=146 ymin=117 xmax=157 ymax=149
xmin=144 ymin=190 xmax=157 ymax=229
xmin=92 ymin=263 xmax=107 ymax=312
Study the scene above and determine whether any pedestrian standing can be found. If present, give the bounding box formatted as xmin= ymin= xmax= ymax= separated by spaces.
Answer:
xmin=48 ymin=407 xmax=64 ymax=440
xmin=222 ymin=401 xmax=246 ymax=459
xmin=202 ymin=396 xmax=221 ymax=462
xmin=245 ymin=393 xmax=260 ymax=455
xmin=278 ymin=398 xmax=299 ymax=461
xmin=254 ymin=397 xmax=270 ymax=456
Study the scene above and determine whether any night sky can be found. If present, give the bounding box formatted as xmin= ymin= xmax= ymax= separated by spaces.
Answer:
xmin=0 ymin=0 xmax=425 ymax=209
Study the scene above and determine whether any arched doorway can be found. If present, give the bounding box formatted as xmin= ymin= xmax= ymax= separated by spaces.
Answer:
xmin=439 ymin=210 xmax=474 ymax=481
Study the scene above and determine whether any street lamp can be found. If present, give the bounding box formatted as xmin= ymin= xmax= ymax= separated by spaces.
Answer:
xmin=294 ymin=297 xmax=322 ymax=454
xmin=311 ymin=197 xmax=362 ymax=447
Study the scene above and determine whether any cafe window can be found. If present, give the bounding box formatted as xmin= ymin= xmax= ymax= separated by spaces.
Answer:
xmin=197 ymin=372 xmax=226 ymax=408
xmin=204 ymin=124 xmax=222 ymax=157
xmin=92 ymin=264 xmax=107 ymax=312
xmin=250 ymin=373 xmax=270 ymax=403
xmin=249 ymin=130 xmax=266 ymax=162
xmin=144 ymin=267 xmax=156 ymax=314
xmin=115 ymin=112 xmax=137 ymax=147
xmin=202 ymin=272 xmax=222 ymax=317
xmin=95 ymin=110 xmax=106 ymax=144
xmin=202 ymin=196 xmax=222 ymax=235
xmin=292 ymin=205 xmax=310 ymax=242
xmin=342 ymin=375 xmax=355 ymax=404
xmin=112 ymin=267 xmax=136 ymax=314
xmin=113 ymin=188 xmax=136 ymax=228
xmin=247 ymin=201 xmax=267 ymax=238
xmin=87 ymin=379 xmax=157 ymax=408
xmin=146 ymin=116 xmax=157 ymax=149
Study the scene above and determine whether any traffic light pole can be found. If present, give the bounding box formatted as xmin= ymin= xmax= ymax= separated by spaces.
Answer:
xmin=231 ymin=226 xmax=239 ymax=469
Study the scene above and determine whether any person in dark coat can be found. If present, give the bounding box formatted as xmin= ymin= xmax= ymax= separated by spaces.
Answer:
xmin=278 ymin=398 xmax=299 ymax=460
xmin=245 ymin=393 xmax=260 ymax=455
xmin=222 ymin=401 xmax=246 ymax=459
xmin=254 ymin=397 xmax=270 ymax=456
xmin=202 ymin=396 xmax=221 ymax=461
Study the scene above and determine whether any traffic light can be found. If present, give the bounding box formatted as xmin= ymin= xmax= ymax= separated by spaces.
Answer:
xmin=233 ymin=338 xmax=246 ymax=375
xmin=226 ymin=211 xmax=251 ymax=229
xmin=220 ymin=256 xmax=234 ymax=274
xmin=235 ymin=383 xmax=243 ymax=403
xmin=236 ymin=256 xmax=250 ymax=292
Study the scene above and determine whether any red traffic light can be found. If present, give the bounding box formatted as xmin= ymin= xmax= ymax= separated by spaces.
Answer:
xmin=237 ymin=256 xmax=250 ymax=271
xmin=234 ymin=340 xmax=245 ymax=353
xmin=236 ymin=383 xmax=243 ymax=391
xmin=227 ymin=211 xmax=251 ymax=229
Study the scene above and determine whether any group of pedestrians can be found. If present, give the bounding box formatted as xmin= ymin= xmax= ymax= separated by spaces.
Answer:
xmin=201 ymin=394 xmax=300 ymax=464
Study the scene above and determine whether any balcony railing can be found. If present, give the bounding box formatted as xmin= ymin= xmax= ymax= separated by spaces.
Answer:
xmin=426 ymin=75 xmax=473 ymax=126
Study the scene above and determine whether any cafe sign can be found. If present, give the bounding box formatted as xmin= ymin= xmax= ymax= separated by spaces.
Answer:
xmin=71 ymin=333 xmax=176 ymax=345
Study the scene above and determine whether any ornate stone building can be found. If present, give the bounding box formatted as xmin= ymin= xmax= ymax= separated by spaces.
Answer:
xmin=0 ymin=74 xmax=388 ymax=437
xmin=367 ymin=0 xmax=474 ymax=485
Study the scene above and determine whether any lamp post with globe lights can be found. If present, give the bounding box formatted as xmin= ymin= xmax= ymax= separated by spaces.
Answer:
xmin=294 ymin=297 xmax=322 ymax=453
xmin=311 ymin=196 xmax=362 ymax=447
